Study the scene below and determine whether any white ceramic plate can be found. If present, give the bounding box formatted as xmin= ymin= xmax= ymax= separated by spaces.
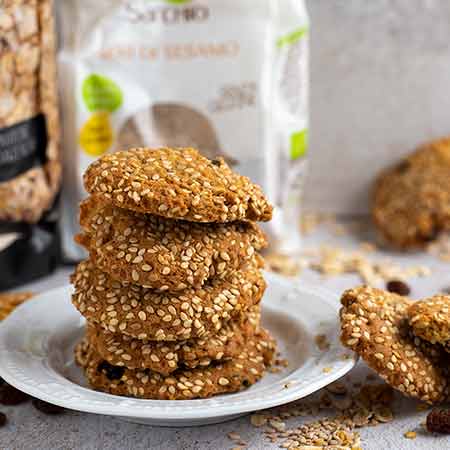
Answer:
xmin=0 ymin=272 xmax=356 ymax=427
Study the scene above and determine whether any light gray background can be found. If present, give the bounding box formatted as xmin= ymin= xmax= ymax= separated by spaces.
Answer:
xmin=305 ymin=0 xmax=450 ymax=214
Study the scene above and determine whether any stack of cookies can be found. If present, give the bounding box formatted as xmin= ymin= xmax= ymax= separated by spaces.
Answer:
xmin=72 ymin=147 xmax=276 ymax=400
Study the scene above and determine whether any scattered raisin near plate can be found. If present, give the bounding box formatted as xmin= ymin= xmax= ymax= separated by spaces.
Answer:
xmin=32 ymin=398 xmax=66 ymax=415
xmin=0 ymin=384 xmax=29 ymax=405
xmin=386 ymin=280 xmax=410 ymax=296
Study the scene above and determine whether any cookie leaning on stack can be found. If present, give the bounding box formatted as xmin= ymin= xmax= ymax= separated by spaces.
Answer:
xmin=72 ymin=147 xmax=276 ymax=400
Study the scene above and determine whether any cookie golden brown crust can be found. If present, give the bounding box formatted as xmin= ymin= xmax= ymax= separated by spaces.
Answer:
xmin=77 ymin=194 xmax=267 ymax=291
xmin=340 ymin=286 xmax=448 ymax=404
xmin=408 ymin=295 xmax=450 ymax=348
xmin=372 ymin=138 xmax=450 ymax=249
xmin=83 ymin=147 xmax=273 ymax=223
xmin=75 ymin=328 xmax=276 ymax=400
xmin=71 ymin=259 xmax=266 ymax=341
xmin=85 ymin=306 xmax=261 ymax=375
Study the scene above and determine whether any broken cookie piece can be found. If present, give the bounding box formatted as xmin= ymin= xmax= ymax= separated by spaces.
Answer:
xmin=340 ymin=286 xmax=448 ymax=404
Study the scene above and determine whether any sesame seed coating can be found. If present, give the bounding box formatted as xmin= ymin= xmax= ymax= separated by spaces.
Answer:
xmin=76 ymin=194 xmax=266 ymax=292
xmin=340 ymin=286 xmax=448 ymax=404
xmin=408 ymin=295 xmax=450 ymax=348
xmin=74 ymin=328 xmax=276 ymax=400
xmin=83 ymin=147 xmax=273 ymax=223
xmin=85 ymin=306 xmax=262 ymax=375
xmin=71 ymin=259 xmax=266 ymax=341
xmin=373 ymin=138 xmax=450 ymax=248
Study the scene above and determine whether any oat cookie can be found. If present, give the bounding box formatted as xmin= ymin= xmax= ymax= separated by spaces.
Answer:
xmin=86 ymin=307 xmax=261 ymax=375
xmin=373 ymin=139 xmax=450 ymax=248
xmin=408 ymin=295 xmax=450 ymax=350
xmin=71 ymin=259 xmax=265 ymax=341
xmin=77 ymin=194 xmax=266 ymax=291
xmin=75 ymin=328 xmax=276 ymax=400
xmin=340 ymin=286 xmax=448 ymax=404
xmin=83 ymin=147 xmax=273 ymax=223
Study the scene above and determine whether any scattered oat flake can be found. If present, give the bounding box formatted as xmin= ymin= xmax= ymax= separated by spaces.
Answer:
xmin=404 ymin=431 xmax=417 ymax=439
xmin=269 ymin=419 xmax=286 ymax=432
xmin=264 ymin=252 xmax=302 ymax=277
xmin=302 ymin=244 xmax=431 ymax=286
xmin=227 ymin=432 xmax=241 ymax=441
xmin=250 ymin=413 xmax=268 ymax=427
xmin=322 ymin=367 xmax=333 ymax=373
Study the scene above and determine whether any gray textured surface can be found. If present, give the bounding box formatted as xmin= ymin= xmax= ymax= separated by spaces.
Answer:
xmin=305 ymin=0 xmax=450 ymax=214
xmin=4 ymin=223 xmax=450 ymax=450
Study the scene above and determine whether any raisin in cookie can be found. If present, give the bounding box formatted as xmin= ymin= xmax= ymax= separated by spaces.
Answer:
xmin=83 ymin=147 xmax=273 ymax=223
xmin=75 ymin=328 xmax=276 ymax=400
xmin=85 ymin=306 xmax=261 ymax=375
xmin=373 ymin=138 xmax=450 ymax=248
xmin=77 ymin=194 xmax=266 ymax=291
xmin=340 ymin=286 xmax=448 ymax=404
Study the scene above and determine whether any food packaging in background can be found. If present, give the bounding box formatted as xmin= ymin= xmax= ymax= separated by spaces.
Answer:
xmin=58 ymin=0 xmax=309 ymax=261
xmin=0 ymin=0 xmax=61 ymax=289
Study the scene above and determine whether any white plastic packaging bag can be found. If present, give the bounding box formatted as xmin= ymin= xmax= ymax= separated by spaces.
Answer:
xmin=58 ymin=0 xmax=309 ymax=260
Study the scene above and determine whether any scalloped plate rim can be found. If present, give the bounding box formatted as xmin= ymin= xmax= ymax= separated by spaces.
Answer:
xmin=0 ymin=272 xmax=357 ymax=422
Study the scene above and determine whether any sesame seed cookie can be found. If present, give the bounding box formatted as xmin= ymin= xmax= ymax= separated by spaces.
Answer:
xmin=76 ymin=194 xmax=267 ymax=291
xmin=85 ymin=306 xmax=262 ymax=375
xmin=408 ymin=295 xmax=450 ymax=350
xmin=373 ymin=138 xmax=450 ymax=248
xmin=71 ymin=259 xmax=265 ymax=341
xmin=75 ymin=328 xmax=276 ymax=400
xmin=83 ymin=147 xmax=273 ymax=223
xmin=340 ymin=286 xmax=448 ymax=404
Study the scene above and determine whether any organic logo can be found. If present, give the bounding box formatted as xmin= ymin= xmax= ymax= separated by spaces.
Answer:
xmin=82 ymin=74 xmax=123 ymax=113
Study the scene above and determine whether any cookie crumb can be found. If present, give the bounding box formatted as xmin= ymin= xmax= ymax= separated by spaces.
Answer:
xmin=404 ymin=431 xmax=417 ymax=439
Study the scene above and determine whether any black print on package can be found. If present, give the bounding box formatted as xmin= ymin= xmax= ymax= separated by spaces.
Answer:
xmin=0 ymin=114 xmax=48 ymax=182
